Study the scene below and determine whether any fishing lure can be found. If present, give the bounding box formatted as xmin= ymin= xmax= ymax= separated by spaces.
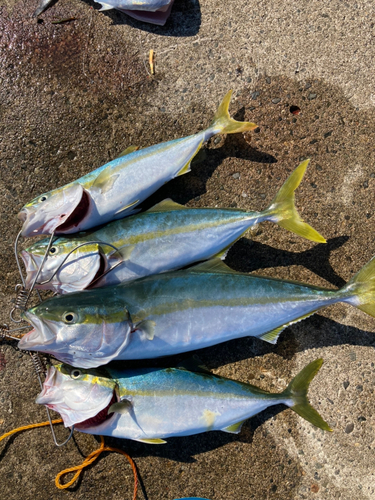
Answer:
xmin=19 ymin=255 xmax=375 ymax=368
xmin=18 ymin=91 xmax=257 ymax=238
xmin=20 ymin=160 xmax=325 ymax=294
xmin=35 ymin=359 xmax=331 ymax=442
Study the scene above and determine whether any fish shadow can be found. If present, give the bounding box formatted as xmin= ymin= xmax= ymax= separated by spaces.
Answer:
xmin=85 ymin=0 xmax=202 ymax=37
xmin=227 ymin=236 xmax=349 ymax=288
xmin=141 ymin=133 xmax=277 ymax=208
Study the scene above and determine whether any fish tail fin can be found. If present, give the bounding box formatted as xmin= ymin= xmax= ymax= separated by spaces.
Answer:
xmin=281 ymin=359 xmax=332 ymax=431
xmin=262 ymin=160 xmax=326 ymax=243
xmin=340 ymin=255 xmax=375 ymax=317
xmin=209 ymin=90 xmax=258 ymax=135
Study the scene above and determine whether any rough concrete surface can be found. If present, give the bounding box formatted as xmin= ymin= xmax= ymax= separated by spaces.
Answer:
xmin=0 ymin=0 xmax=374 ymax=499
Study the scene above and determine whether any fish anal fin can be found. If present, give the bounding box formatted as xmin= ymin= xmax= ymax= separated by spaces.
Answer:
xmin=146 ymin=199 xmax=187 ymax=213
xmin=114 ymin=200 xmax=140 ymax=216
xmin=175 ymin=138 xmax=204 ymax=177
xmin=177 ymin=356 xmax=211 ymax=374
xmin=222 ymin=419 xmax=246 ymax=434
xmin=136 ymin=438 xmax=167 ymax=444
xmin=259 ymin=309 xmax=320 ymax=344
xmin=189 ymin=258 xmax=239 ymax=274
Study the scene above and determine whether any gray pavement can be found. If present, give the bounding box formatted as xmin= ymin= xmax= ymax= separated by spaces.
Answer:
xmin=0 ymin=0 xmax=375 ymax=499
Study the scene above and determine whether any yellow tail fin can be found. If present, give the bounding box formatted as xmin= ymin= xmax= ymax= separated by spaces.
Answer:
xmin=342 ymin=255 xmax=375 ymax=318
xmin=263 ymin=160 xmax=326 ymax=243
xmin=282 ymin=359 xmax=332 ymax=431
xmin=209 ymin=90 xmax=258 ymax=134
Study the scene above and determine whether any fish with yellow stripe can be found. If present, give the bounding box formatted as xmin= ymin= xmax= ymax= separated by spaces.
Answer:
xmin=18 ymin=91 xmax=257 ymax=237
xmin=20 ymin=255 xmax=375 ymax=368
xmin=20 ymin=160 xmax=325 ymax=294
xmin=35 ymin=359 xmax=331 ymax=442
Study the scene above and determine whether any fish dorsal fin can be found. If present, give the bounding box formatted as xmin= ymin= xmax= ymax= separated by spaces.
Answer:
xmin=258 ymin=309 xmax=320 ymax=344
xmin=222 ymin=419 xmax=246 ymax=434
xmin=146 ymin=199 xmax=187 ymax=213
xmin=189 ymin=258 xmax=240 ymax=275
xmin=176 ymin=356 xmax=211 ymax=375
xmin=136 ymin=438 xmax=167 ymax=444
xmin=115 ymin=145 xmax=139 ymax=159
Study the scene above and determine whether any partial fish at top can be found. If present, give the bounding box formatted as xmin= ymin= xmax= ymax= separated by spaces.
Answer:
xmin=35 ymin=359 xmax=331 ymax=442
xmin=33 ymin=0 xmax=175 ymax=25
xmin=20 ymin=255 xmax=375 ymax=368
xmin=18 ymin=91 xmax=257 ymax=238
xmin=20 ymin=160 xmax=325 ymax=294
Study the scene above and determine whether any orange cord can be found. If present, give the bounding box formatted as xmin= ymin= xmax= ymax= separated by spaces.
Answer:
xmin=0 ymin=420 xmax=138 ymax=500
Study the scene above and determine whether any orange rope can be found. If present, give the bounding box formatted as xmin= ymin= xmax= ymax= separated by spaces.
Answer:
xmin=0 ymin=421 xmax=138 ymax=500
xmin=0 ymin=419 xmax=63 ymax=442
xmin=56 ymin=435 xmax=138 ymax=500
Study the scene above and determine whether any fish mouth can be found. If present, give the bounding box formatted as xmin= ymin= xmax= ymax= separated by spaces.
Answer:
xmin=18 ymin=312 xmax=56 ymax=349
xmin=75 ymin=393 xmax=116 ymax=430
xmin=20 ymin=250 xmax=42 ymax=289
xmin=18 ymin=209 xmax=28 ymax=223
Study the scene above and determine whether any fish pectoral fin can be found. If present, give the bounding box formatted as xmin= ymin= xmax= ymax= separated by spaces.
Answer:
xmin=108 ymin=400 xmax=132 ymax=415
xmin=115 ymin=145 xmax=139 ymax=158
xmin=93 ymin=171 xmax=120 ymax=195
xmin=98 ymin=2 xmax=114 ymax=10
xmin=119 ymin=244 xmax=135 ymax=261
xmin=222 ymin=419 xmax=246 ymax=434
xmin=114 ymin=200 xmax=140 ymax=215
xmin=146 ymin=199 xmax=187 ymax=213
xmin=135 ymin=438 xmax=167 ymax=445
xmin=133 ymin=320 xmax=156 ymax=340
xmin=259 ymin=309 xmax=320 ymax=344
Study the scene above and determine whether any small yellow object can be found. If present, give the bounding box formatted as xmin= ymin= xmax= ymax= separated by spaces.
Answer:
xmin=149 ymin=49 xmax=155 ymax=75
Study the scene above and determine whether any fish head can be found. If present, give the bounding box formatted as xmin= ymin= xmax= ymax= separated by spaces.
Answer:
xmin=35 ymin=364 xmax=117 ymax=428
xmin=19 ymin=291 xmax=133 ymax=368
xmin=21 ymin=236 xmax=107 ymax=294
xmin=18 ymin=183 xmax=91 ymax=237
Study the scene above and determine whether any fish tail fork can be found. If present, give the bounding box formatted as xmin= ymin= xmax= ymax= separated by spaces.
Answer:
xmin=209 ymin=90 xmax=257 ymax=135
xmin=342 ymin=255 xmax=375 ymax=318
xmin=282 ymin=359 xmax=332 ymax=431
xmin=262 ymin=160 xmax=326 ymax=243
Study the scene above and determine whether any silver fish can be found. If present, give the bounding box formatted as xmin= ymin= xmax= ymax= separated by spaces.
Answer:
xmin=18 ymin=91 xmax=257 ymax=237
xmin=20 ymin=256 xmax=375 ymax=368
xmin=35 ymin=359 xmax=331 ymax=442
xmin=20 ymin=160 xmax=325 ymax=294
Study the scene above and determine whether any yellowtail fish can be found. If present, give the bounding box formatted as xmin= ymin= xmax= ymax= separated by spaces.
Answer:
xmin=20 ymin=160 xmax=325 ymax=294
xmin=20 ymin=255 xmax=375 ymax=368
xmin=18 ymin=91 xmax=257 ymax=237
xmin=35 ymin=359 xmax=331 ymax=442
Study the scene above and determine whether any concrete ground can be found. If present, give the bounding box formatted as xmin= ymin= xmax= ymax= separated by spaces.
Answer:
xmin=0 ymin=0 xmax=375 ymax=498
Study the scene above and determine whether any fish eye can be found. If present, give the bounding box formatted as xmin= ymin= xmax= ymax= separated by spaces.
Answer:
xmin=70 ymin=369 xmax=82 ymax=380
xmin=64 ymin=312 xmax=77 ymax=324
xmin=39 ymin=195 xmax=48 ymax=203
xmin=49 ymin=246 xmax=58 ymax=255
